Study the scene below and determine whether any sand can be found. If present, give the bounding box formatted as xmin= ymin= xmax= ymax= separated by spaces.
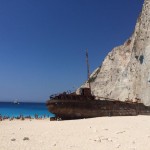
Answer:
xmin=0 ymin=116 xmax=150 ymax=150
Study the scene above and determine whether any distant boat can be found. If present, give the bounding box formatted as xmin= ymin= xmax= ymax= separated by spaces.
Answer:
xmin=13 ymin=100 xmax=20 ymax=104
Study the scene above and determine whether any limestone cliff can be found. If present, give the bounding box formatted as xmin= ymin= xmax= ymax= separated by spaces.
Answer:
xmin=77 ymin=0 xmax=150 ymax=106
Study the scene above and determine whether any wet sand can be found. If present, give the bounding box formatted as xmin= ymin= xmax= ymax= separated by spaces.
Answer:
xmin=0 ymin=116 xmax=150 ymax=150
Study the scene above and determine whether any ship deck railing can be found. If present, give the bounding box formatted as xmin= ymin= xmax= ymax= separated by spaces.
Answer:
xmin=95 ymin=96 xmax=143 ymax=104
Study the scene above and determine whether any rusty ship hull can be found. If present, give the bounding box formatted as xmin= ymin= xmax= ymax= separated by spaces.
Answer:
xmin=46 ymin=95 xmax=150 ymax=120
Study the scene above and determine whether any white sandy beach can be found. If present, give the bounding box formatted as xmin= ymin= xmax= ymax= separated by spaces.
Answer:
xmin=0 ymin=116 xmax=150 ymax=150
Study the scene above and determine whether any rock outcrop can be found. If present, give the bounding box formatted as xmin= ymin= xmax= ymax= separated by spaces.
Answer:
xmin=77 ymin=0 xmax=150 ymax=106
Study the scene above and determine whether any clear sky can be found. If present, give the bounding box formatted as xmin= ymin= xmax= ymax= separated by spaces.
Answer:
xmin=0 ymin=0 xmax=144 ymax=102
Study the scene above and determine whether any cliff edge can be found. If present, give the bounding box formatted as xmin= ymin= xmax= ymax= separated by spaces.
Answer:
xmin=77 ymin=0 xmax=150 ymax=106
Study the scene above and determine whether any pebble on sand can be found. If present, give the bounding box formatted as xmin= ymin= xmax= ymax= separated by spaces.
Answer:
xmin=23 ymin=137 xmax=30 ymax=141
xmin=11 ymin=138 xmax=16 ymax=141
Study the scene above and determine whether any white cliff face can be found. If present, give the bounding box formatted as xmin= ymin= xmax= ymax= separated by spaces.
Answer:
xmin=78 ymin=0 xmax=150 ymax=106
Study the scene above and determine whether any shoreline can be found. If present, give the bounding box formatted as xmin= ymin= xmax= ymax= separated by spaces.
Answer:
xmin=0 ymin=115 xmax=51 ymax=121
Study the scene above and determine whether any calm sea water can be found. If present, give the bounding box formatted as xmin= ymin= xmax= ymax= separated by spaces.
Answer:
xmin=0 ymin=102 xmax=54 ymax=118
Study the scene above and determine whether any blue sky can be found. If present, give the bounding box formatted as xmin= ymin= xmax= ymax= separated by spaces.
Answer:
xmin=0 ymin=0 xmax=144 ymax=102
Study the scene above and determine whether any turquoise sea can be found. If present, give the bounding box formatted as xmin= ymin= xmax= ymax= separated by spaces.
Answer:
xmin=0 ymin=102 xmax=54 ymax=118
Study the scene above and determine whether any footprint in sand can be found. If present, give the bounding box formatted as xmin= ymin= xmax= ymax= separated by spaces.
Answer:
xmin=116 ymin=144 xmax=121 ymax=149
xmin=116 ymin=131 xmax=126 ymax=134
xmin=102 ymin=138 xmax=113 ymax=142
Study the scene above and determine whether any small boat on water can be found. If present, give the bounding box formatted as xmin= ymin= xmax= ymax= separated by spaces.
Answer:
xmin=13 ymin=100 xmax=20 ymax=105
xmin=46 ymin=49 xmax=150 ymax=120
